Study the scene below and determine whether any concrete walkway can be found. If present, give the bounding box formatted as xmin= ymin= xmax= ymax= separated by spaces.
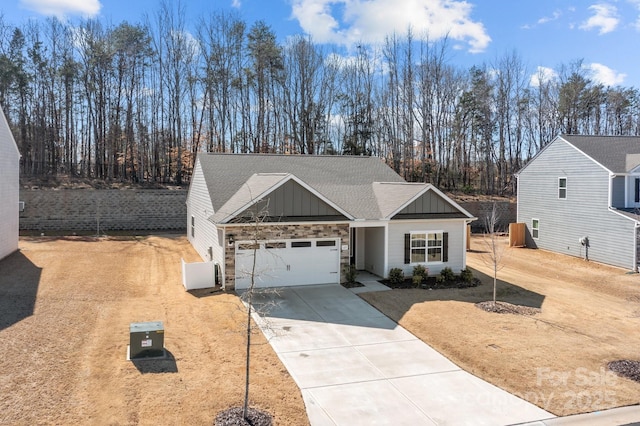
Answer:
xmin=516 ymin=405 xmax=640 ymax=425
xmin=248 ymin=281 xmax=553 ymax=425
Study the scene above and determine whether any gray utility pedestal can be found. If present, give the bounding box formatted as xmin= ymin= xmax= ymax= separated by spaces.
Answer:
xmin=130 ymin=321 xmax=164 ymax=359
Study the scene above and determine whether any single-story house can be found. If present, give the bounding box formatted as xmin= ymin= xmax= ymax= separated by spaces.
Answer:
xmin=187 ymin=154 xmax=476 ymax=289
xmin=0 ymin=106 xmax=19 ymax=261
xmin=516 ymin=134 xmax=640 ymax=271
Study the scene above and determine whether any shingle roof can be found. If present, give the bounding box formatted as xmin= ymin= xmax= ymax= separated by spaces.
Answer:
xmin=372 ymin=182 xmax=428 ymax=218
xmin=210 ymin=173 xmax=290 ymax=223
xmin=197 ymin=154 xmax=405 ymax=220
xmin=195 ymin=153 xmax=474 ymax=221
xmin=560 ymin=135 xmax=640 ymax=173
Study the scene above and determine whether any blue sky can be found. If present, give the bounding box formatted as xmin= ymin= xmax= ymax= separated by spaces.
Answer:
xmin=3 ymin=0 xmax=640 ymax=87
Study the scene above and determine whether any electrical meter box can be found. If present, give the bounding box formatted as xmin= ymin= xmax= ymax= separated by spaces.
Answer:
xmin=129 ymin=321 xmax=164 ymax=359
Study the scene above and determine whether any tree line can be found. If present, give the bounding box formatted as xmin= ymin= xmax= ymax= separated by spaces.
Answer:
xmin=1 ymin=4 xmax=640 ymax=194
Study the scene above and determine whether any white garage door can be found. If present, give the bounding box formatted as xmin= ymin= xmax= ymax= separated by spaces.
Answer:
xmin=235 ymin=239 xmax=340 ymax=289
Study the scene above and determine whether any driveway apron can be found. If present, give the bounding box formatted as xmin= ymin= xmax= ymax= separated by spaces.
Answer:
xmin=249 ymin=284 xmax=553 ymax=426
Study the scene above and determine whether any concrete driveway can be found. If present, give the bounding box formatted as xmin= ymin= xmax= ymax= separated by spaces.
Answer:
xmin=249 ymin=283 xmax=553 ymax=426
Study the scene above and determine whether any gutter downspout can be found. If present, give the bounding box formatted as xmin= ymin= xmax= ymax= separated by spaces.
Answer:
xmin=635 ymin=223 xmax=640 ymax=273
xmin=383 ymin=223 xmax=389 ymax=279
xmin=221 ymin=227 xmax=227 ymax=290
xmin=609 ymin=173 xmax=614 ymax=209
xmin=515 ymin=173 xmax=520 ymax=223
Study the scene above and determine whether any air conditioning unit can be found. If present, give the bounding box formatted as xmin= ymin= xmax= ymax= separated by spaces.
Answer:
xmin=129 ymin=321 xmax=164 ymax=359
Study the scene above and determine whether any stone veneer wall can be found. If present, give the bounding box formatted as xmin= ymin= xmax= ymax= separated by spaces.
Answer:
xmin=19 ymin=188 xmax=187 ymax=232
xmin=223 ymin=222 xmax=350 ymax=289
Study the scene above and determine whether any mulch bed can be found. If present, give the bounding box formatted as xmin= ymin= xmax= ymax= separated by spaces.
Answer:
xmin=475 ymin=301 xmax=541 ymax=315
xmin=341 ymin=281 xmax=365 ymax=289
xmin=380 ymin=276 xmax=480 ymax=290
xmin=215 ymin=407 xmax=272 ymax=426
xmin=608 ymin=360 xmax=640 ymax=383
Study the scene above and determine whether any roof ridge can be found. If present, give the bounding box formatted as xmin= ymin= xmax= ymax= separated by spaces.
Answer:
xmin=562 ymin=134 xmax=640 ymax=139
xmin=374 ymin=182 xmax=426 ymax=186
xmin=201 ymin=152 xmax=380 ymax=159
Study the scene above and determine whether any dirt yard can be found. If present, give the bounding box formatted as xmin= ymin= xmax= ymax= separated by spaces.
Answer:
xmin=361 ymin=235 xmax=640 ymax=416
xmin=0 ymin=236 xmax=308 ymax=426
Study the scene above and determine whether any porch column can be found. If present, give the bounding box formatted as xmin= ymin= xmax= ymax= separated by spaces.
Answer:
xmin=383 ymin=223 xmax=389 ymax=278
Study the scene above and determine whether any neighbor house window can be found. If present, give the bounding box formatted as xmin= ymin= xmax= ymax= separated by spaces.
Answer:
xmin=532 ymin=219 xmax=539 ymax=239
xmin=191 ymin=215 xmax=195 ymax=238
xmin=410 ymin=232 xmax=443 ymax=263
xmin=558 ymin=177 xmax=567 ymax=199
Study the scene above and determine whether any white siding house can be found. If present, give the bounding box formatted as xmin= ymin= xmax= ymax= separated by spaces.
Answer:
xmin=0 ymin=106 xmax=20 ymax=260
xmin=517 ymin=135 xmax=640 ymax=271
xmin=186 ymin=154 xmax=476 ymax=289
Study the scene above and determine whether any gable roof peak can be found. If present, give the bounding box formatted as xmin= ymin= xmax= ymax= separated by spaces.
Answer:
xmin=559 ymin=134 xmax=640 ymax=173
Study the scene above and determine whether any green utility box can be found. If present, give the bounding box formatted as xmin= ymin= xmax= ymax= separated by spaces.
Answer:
xmin=129 ymin=321 xmax=164 ymax=359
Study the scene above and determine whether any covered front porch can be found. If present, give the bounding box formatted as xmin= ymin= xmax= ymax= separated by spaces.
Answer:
xmin=350 ymin=223 xmax=388 ymax=278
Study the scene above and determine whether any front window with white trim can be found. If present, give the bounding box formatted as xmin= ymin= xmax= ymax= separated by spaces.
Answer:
xmin=411 ymin=232 xmax=443 ymax=263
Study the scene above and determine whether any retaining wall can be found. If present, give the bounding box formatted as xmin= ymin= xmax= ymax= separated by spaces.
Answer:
xmin=18 ymin=188 xmax=515 ymax=234
xmin=459 ymin=201 xmax=516 ymax=233
xmin=19 ymin=188 xmax=187 ymax=232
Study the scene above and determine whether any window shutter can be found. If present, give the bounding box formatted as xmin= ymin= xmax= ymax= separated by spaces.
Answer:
xmin=404 ymin=234 xmax=410 ymax=264
xmin=635 ymin=178 xmax=639 ymax=203
xmin=442 ymin=232 xmax=448 ymax=262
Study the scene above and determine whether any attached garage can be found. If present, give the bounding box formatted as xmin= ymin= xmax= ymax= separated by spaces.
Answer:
xmin=235 ymin=238 xmax=341 ymax=289
xmin=186 ymin=154 xmax=475 ymax=290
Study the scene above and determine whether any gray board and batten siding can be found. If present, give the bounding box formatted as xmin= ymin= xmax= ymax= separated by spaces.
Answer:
xmin=517 ymin=136 xmax=637 ymax=270
xmin=232 ymin=178 xmax=347 ymax=222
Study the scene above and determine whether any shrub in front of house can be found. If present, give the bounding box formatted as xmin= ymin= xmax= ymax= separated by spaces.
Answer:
xmin=345 ymin=265 xmax=358 ymax=284
xmin=460 ymin=267 xmax=474 ymax=283
xmin=382 ymin=265 xmax=479 ymax=289
xmin=412 ymin=264 xmax=428 ymax=288
xmin=439 ymin=267 xmax=455 ymax=283
xmin=412 ymin=274 xmax=423 ymax=287
xmin=388 ymin=268 xmax=404 ymax=286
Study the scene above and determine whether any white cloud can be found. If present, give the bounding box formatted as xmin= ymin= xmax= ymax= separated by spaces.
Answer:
xmin=20 ymin=0 xmax=101 ymax=18
xmin=170 ymin=30 xmax=201 ymax=59
xmin=231 ymin=0 xmax=241 ymax=8
xmin=290 ymin=0 xmax=491 ymax=53
xmin=579 ymin=3 xmax=619 ymax=34
xmin=583 ymin=62 xmax=626 ymax=86
xmin=529 ymin=66 xmax=558 ymax=87
xmin=537 ymin=10 xmax=561 ymax=25
xmin=629 ymin=0 xmax=640 ymax=30
xmin=522 ymin=9 xmax=564 ymax=30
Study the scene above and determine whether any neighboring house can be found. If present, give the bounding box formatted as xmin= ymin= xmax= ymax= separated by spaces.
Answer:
xmin=187 ymin=154 xmax=476 ymax=289
xmin=516 ymin=134 xmax=640 ymax=271
xmin=0 ymin=106 xmax=20 ymax=261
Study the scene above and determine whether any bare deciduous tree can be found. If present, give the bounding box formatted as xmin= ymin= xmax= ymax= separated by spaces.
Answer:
xmin=482 ymin=201 xmax=508 ymax=305
xmin=229 ymin=193 xmax=282 ymax=422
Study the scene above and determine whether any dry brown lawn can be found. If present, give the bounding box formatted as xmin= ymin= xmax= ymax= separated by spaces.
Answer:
xmin=0 ymin=236 xmax=308 ymax=426
xmin=361 ymin=235 xmax=640 ymax=417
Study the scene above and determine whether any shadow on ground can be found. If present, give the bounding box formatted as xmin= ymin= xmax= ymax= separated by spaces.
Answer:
xmin=187 ymin=286 xmax=225 ymax=299
xmin=435 ymin=266 xmax=546 ymax=309
xmin=358 ymin=266 xmax=546 ymax=326
xmin=403 ymin=266 xmax=543 ymax=306
xmin=131 ymin=349 xmax=178 ymax=374
xmin=237 ymin=266 xmax=546 ymax=332
xmin=0 ymin=250 xmax=42 ymax=331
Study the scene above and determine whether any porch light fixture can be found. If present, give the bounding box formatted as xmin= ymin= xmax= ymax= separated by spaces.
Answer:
xmin=227 ymin=234 xmax=234 ymax=246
